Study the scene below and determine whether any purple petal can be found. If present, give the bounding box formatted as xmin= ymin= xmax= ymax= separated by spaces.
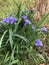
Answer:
xmin=24 ymin=19 xmax=30 ymax=26
xmin=41 ymin=27 xmax=47 ymax=32
xmin=9 ymin=16 xmax=16 ymax=24
xmin=35 ymin=39 xmax=43 ymax=46
xmin=10 ymin=21 xmax=14 ymax=24
xmin=22 ymin=15 xmax=28 ymax=19
xmin=32 ymin=25 xmax=35 ymax=30
xmin=2 ymin=16 xmax=16 ymax=24
xmin=10 ymin=16 xmax=16 ymax=21
xmin=2 ymin=17 xmax=9 ymax=23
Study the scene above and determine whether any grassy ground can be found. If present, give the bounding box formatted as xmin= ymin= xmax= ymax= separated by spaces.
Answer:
xmin=0 ymin=0 xmax=14 ymax=19
xmin=0 ymin=0 xmax=35 ymax=19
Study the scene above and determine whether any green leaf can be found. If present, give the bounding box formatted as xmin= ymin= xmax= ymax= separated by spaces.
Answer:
xmin=6 ymin=38 xmax=9 ymax=45
xmin=37 ymin=13 xmax=49 ymax=28
xmin=13 ymin=18 xmax=22 ymax=32
xmin=9 ymin=28 xmax=13 ymax=49
xmin=32 ymin=55 xmax=38 ymax=64
xmin=0 ymin=30 xmax=7 ymax=48
xmin=9 ymin=59 xmax=19 ymax=65
xmin=36 ymin=52 xmax=45 ymax=62
xmin=14 ymin=34 xmax=28 ymax=43
xmin=4 ymin=52 xmax=10 ymax=63
xmin=11 ymin=46 xmax=16 ymax=61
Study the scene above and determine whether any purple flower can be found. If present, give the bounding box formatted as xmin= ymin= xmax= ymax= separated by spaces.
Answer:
xmin=41 ymin=27 xmax=47 ymax=32
xmin=2 ymin=16 xmax=16 ymax=24
xmin=22 ymin=15 xmax=28 ymax=19
xmin=24 ymin=19 xmax=30 ymax=26
xmin=32 ymin=25 xmax=35 ymax=30
xmin=2 ymin=17 xmax=9 ymax=23
xmin=35 ymin=39 xmax=43 ymax=46
xmin=9 ymin=16 xmax=16 ymax=24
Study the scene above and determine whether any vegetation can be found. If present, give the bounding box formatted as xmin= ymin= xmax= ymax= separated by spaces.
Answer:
xmin=0 ymin=0 xmax=49 ymax=65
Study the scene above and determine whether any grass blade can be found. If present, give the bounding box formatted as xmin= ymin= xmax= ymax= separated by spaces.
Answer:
xmin=37 ymin=13 xmax=49 ymax=28
xmin=9 ymin=28 xmax=13 ymax=49
xmin=14 ymin=34 xmax=28 ymax=43
xmin=0 ymin=30 xmax=7 ymax=48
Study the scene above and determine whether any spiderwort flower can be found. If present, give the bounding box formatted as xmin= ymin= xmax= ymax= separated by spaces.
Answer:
xmin=22 ymin=15 xmax=28 ymax=19
xmin=2 ymin=17 xmax=9 ymax=23
xmin=9 ymin=16 xmax=16 ymax=24
xmin=2 ymin=16 xmax=16 ymax=24
xmin=32 ymin=25 xmax=35 ymax=30
xmin=24 ymin=19 xmax=30 ymax=26
xmin=41 ymin=27 xmax=47 ymax=32
xmin=35 ymin=39 xmax=43 ymax=46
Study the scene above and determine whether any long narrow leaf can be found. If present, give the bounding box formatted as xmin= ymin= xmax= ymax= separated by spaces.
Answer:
xmin=11 ymin=46 xmax=16 ymax=61
xmin=37 ymin=13 xmax=49 ymax=28
xmin=0 ymin=30 xmax=7 ymax=48
xmin=9 ymin=28 xmax=13 ymax=49
xmin=4 ymin=52 xmax=10 ymax=63
xmin=13 ymin=18 xmax=22 ymax=32
xmin=9 ymin=59 xmax=19 ymax=65
xmin=14 ymin=34 xmax=28 ymax=43
xmin=36 ymin=52 xmax=45 ymax=62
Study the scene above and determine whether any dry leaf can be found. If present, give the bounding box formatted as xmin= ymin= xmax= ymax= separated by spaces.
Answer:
xmin=40 ymin=63 xmax=44 ymax=65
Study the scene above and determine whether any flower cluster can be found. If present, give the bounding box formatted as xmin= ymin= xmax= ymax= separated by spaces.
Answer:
xmin=22 ymin=15 xmax=35 ymax=30
xmin=22 ymin=15 xmax=48 ymax=47
xmin=2 ymin=16 xmax=16 ymax=24
xmin=22 ymin=15 xmax=30 ymax=25
xmin=1 ymin=15 xmax=47 ymax=47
